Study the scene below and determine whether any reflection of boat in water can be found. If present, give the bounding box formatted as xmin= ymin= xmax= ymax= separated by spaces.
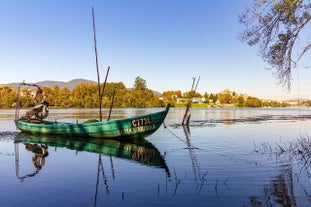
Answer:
xmin=15 ymin=133 xmax=170 ymax=177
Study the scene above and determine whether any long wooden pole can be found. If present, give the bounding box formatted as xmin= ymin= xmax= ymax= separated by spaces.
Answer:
xmin=92 ymin=7 xmax=102 ymax=121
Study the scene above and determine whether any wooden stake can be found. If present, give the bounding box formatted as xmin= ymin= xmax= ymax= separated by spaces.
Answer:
xmin=107 ymin=90 xmax=115 ymax=121
xmin=182 ymin=76 xmax=200 ymax=126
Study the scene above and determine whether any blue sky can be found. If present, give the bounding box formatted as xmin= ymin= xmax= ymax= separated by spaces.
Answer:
xmin=1 ymin=0 xmax=311 ymax=100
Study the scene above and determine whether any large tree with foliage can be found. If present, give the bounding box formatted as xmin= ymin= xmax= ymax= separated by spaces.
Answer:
xmin=133 ymin=76 xmax=147 ymax=90
xmin=239 ymin=0 xmax=311 ymax=89
xmin=102 ymin=82 xmax=128 ymax=108
xmin=130 ymin=76 xmax=164 ymax=108
xmin=71 ymin=83 xmax=99 ymax=108
xmin=0 ymin=86 xmax=16 ymax=108
xmin=218 ymin=89 xmax=233 ymax=104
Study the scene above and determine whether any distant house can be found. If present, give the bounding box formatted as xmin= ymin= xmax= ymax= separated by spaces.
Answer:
xmin=284 ymin=100 xmax=300 ymax=106
xmin=176 ymin=97 xmax=205 ymax=104
xmin=158 ymin=96 xmax=167 ymax=101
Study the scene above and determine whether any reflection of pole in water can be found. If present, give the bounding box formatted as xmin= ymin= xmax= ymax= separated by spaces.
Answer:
xmin=94 ymin=155 xmax=110 ymax=207
xmin=183 ymin=126 xmax=199 ymax=182
xmin=94 ymin=155 xmax=100 ymax=206
xmin=182 ymin=125 xmax=206 ymax=193
xmin=100 ymin=156 xmax=109 ymax=194
xmin=164 ymin=123 xmax=208 ymax=196
xmin=110 ymin=156 xmax=115 ymax=180
xmin=14 ymin=142 xmax=20 ymax=179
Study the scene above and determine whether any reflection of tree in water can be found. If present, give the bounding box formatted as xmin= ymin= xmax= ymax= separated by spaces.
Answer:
xmin=289 ymin=137 xmax=311 ymax=177
xmin=25 ymin=144 xmax=49 ymax=170
xmin=250 ymin=136 xmax=311 ymax=206
xmin=250 ymin=163 xmax=297 ymax=207
xmin=15 ymin=143 xmax=49 ymax=181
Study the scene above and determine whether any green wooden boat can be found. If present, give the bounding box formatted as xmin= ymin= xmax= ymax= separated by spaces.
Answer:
xmin=15 ymin=104 xmax=170 ymax=139
xmin=15 ymin=133 xmax=170 ymax=176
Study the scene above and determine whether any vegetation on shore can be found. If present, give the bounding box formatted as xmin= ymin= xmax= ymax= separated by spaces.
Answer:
xmin=0 ymin=77 xmax=310 ymax=109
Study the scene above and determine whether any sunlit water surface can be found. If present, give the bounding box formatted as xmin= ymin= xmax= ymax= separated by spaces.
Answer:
xmin=1 ymin=107 xmax=311 ymax=207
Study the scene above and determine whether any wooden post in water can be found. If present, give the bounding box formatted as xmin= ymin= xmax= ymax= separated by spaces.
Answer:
xmin=182 ymin=76 xmax=200 ymax=126
xmin=182 ymin=78 xmax=195 ymax=126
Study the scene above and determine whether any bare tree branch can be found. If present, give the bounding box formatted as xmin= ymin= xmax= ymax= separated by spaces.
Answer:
xmin=239 ymin=0 xmax=311 ymax=90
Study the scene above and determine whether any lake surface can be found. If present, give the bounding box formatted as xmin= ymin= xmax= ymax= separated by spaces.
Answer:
xmin=1 ymin=107 xmax=311 ymax=207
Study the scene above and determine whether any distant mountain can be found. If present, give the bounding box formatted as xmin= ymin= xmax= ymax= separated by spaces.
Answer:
xmin=7 ymin=79 xmax=97 ymax=90
xmin=5 ymin=79 xmax=163 ymax=95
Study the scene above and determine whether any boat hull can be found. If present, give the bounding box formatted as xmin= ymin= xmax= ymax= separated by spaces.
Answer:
xmin=15 ymin=105 xmax=170 ymax=139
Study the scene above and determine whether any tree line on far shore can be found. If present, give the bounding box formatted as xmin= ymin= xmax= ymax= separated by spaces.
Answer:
xmin=0 ymin=77 xmax=164 ymax=109
xmin=0 ymin=76 xmax=309 ymax=109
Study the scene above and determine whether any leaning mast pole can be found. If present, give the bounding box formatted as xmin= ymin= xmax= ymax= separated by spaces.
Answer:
xmin=92 ymin=7 xmax=102 ymax=121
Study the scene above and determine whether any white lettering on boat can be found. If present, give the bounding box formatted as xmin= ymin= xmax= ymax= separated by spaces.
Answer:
xmin=117 ymin=124 xmax=156 ymax=136
xmin=131 ymin=117 xmax=152 ymax=127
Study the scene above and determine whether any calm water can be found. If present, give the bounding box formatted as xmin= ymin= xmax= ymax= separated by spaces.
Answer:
xmin=1 ymin=107 xmax=311 ymax=207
